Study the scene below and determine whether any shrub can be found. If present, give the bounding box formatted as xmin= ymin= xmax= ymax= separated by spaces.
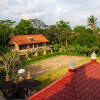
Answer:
xmin=61 ymin=45 xmax=67 ymax=52
xmin=73 ymin=33 xmax=96 ymax=47
xmin=52 ymin=44 xmax=61 ymax=52
xmin=66 ymin=45 xmax=94 ymax=56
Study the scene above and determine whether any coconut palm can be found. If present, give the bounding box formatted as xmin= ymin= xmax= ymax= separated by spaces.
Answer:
xmin=87 ymin=15 xmax=97 ymax=30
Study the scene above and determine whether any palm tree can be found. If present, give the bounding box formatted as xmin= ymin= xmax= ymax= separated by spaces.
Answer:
xmin=87 ymin=15 xmax=97 ymax=30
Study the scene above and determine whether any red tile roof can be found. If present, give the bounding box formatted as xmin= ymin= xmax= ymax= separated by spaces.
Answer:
xmin=27 ymin=60 xmax=100 ymax=100
xmin=9 ymin=34 xmax=49 ymax=45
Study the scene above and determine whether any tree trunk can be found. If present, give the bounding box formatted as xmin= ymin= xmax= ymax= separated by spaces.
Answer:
xmin=66 ymin=40 xmax=68 ymax=46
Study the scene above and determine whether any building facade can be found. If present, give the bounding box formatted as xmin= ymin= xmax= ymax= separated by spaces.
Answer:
xmin=8 ymin=34 xmax=52 ymax=56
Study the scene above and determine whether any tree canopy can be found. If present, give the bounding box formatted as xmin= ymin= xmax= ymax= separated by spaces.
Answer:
xmin=0 ymin=20 xmax=16 ymax=26
xmin=15 ymin=19 xmax=33 ymax=35
xmin=87 ymin=15 xmax=97 ymax=30
xmin=73 ymin=25 xmax=87 ymax=34
xmin=56 ymin=20 xmax=71 ymax=31
xmin=0 ymin=23 xmax=14 ymax=50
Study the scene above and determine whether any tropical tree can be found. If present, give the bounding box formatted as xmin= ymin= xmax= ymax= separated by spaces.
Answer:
xmin=56 ymin=20 xmax=71 ymax=31
xmin=0 ymin=51 xmax=21 ymax=80
xmin=87 ymin=15 xmax=97 ymax=30
xmin=0 ymin=23 xmax=14 ymax=51
xmin=73 ymin=25 xmax=87 ymax=34
xmin=74 ymin=32 xmax=96 ymax=47
xmin=48 ymin=25 xmax=58 ymax=43
xmin=15 ymin=19 xmax=33 ymax=35
xmin=56 ymin=20 xmax=71 ymax=45
xmin=30 ymin=19 xmax=48 ymax=29
xmin=57 ymin=29 xmax=71 ymax=45
xmin=0 ymin=20 xmax=16 ymax=26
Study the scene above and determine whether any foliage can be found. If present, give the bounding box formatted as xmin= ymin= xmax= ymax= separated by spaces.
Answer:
xmin=57 ymin=29 xmax=71 ymax=45
xmin=52 ymin=44 xmax=61 ymax=52
xmin=15 ymin=19 xmax=33 ymax=35
xmin=73 ymin=33 xmax=97 ymax=47
xmin=30 ymin=19 xmax=48 ymax=29
xmin=87 ymin=15 xmax=97 ymax=30
xmin=0 ymin=51 xmax=21 ymax=80
xmin=0 ymin=68 xmax=6 ymax=82
xmin=0 ymin=20 xmax=16 ymax=26
xmin=73 ymin=25 xmax=87 ymax=34
xmin=66 ymin=45 xmax=98 ymax=56
xmin=48 ymin=25 xmax=58 ymax=43
xmin=61 ymin=45 xmax=67 ymax=52
xmin=56 ymin=20 xmax=71 ymax=31
xmin=0 ymin=23 xmax=14 ymax=51
xmin=56 ymin=20 xmax=71 ymax=45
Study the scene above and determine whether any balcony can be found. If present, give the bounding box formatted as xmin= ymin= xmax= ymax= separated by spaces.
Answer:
xmin=18 ymin=45 xmax=52 ymax=54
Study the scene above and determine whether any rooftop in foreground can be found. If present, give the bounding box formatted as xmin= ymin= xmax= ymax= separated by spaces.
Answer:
xmin=27 ymin=52 xmax=100 ymax=100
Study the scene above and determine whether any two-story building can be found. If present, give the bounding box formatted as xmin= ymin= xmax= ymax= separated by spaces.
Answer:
xmin=8 ymin=34 xmax=52 ymax=56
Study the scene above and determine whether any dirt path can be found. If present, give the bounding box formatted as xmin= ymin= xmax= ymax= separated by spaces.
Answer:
xmin=28 ymin=55 xmax=86 ymax=77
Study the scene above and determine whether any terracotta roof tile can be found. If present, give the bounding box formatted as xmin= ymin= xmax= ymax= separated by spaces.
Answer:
xmin=27 ymin=61 xmax=100 ymax=100
xmin=27 ymin=72 xmax=76 ymax=100
xmin=9 ymin=34 xmax=49 ymax=45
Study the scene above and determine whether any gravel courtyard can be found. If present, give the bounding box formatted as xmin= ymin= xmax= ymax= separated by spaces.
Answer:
xmin=28 ymin=55 xmax=87 ymax=77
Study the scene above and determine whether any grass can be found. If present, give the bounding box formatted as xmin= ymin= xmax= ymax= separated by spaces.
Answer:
xmin=34 ymin=57 xmax=92 ymax=91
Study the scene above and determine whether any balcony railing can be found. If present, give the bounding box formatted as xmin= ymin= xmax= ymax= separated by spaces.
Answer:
xmin=18 ymin=45 xmax=52 ymax=53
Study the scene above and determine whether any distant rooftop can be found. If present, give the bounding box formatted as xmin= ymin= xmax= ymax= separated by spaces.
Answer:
xmin=9 ymin=34 xmax=49 ymax=45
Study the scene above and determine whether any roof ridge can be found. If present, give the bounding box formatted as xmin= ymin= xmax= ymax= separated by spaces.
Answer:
xmin=75 ymin=62 xmax=93 ymax=70
xmin=76 ymin=61 xmax=100 ymax=72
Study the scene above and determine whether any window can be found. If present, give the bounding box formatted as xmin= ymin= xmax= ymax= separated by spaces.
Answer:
xmin=29 ymin=44 xmax=33 ymax=48
xmin=28 ymin=37 xmax=34 ymax=41
xmin=24 ymin=45 xmax=27 ymax=49
xmin=34 ymin=44 xmax=37 ymax=48
xmin=19 ymin=44 xmax=27 ymax=50
xmin=38 ymin=43 xmax=43 ymax=47
xmin=46 ymin=42 xmax=50 ymax=46
xmin=9 ymin=44 xmax=15 ymax=49
xmin=19 ymin=45 xmax=23 ymax=50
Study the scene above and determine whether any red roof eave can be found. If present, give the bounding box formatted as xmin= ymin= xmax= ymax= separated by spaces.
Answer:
xmin=26 ymin=72 xmax=74 ymax=100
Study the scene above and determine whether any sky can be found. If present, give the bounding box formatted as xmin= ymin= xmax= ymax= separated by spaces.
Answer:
xmin=0 ymin=0 xmax=100 ymax=27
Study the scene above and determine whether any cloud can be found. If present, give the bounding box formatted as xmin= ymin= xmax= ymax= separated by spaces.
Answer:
xmin=0 ymin=0 xmax=100 ymax=27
